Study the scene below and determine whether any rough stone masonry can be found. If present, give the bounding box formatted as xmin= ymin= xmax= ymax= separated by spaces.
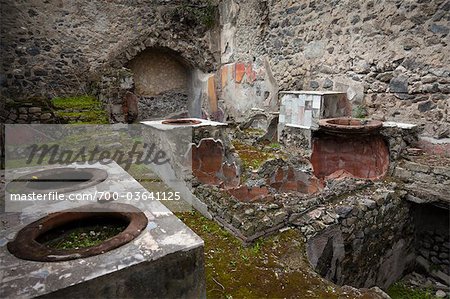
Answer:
xmin=220 ymin=0 xmax=450 ymax=137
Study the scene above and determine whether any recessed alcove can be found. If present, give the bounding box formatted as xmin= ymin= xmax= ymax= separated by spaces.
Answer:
xmin=127 ymin=48 xmax=202 ymax=120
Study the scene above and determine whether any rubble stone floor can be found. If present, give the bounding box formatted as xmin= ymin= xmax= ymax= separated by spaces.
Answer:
xmin=128 ymin=166 xmax=390 ymax=299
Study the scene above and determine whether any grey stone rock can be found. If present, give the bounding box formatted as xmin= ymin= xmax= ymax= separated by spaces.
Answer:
xmin=370 ymin=286 xmax=391 ymax=299
xmin=418 ymin=100 xmax=436 ymax=112
xmin=439 ymin=252 xmax=448 ymax=259
xmin=431 ymin=256 xmax=441 ymax=264
xmin=40 ymin=113 xmax=52 ymax=120
xmin=28 ymin=107 xmax=42 ymax=113
xmin=244 ymin=208 xmax=255 ymax=216
xmin=304 ymin=40 xmax=326 ymax=59
xmin=309 ymin=80 xmax=319 ymax=89
xmin=335 ymin=205 xmax=353 ymax=218
xmin=403 ymin=161 xmax=430 ymax=173
xmin=390 ymin=76 xmax=409 ymax=93
xmin=430 ymin=24 xmax=449 ymax=35
xmin=419 ymin=249 xmax=430 ymax=259
xmin=323 ymin=78 xmax=333 ymax=88
xmin=268 ymin=203 xmax=279 ymax=210
xmin=26 ymin=47 xmax=40 ymax=56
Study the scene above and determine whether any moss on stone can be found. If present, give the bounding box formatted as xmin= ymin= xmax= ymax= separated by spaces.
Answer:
xmin=56 ymin=111 xmax=108 ymax=124
xmin=387 ymin=283 xmax=439 ymax=299
xmin=43 ymin=223 xmax=126 ymax=250
xmin=232 ymin=140 xmax=276 ymax=170
xmin=51 ymin=95 xmax=109 ymax=124
xmin=52 ymin=95 xmax=102 ymax=110
xmin=172 ymin=1 xmax=218 ymax=28
xmin=175 ymin=210 xmax=352 ymax=298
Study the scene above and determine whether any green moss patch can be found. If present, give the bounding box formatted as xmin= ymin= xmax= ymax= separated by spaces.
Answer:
xmin=232 ymin=141 xmax=276 ymax=170
xmin=39 ymin=220 xmax=127 ymax=250
xmin=56 ymin=110 xmax=108 ymax=124
xmin=51 ymin=95 xmax=109 ymax=124
xmin=52 ymin=95 xmax=102 ymax=110
xmin=176 ymin=210 xmax=362 ymax=299
xmin=387 ymin=283 xmax=439 ymax=299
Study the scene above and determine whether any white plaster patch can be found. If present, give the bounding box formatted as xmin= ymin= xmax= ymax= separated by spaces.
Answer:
xmin=160 ymin=230 xmax=200 ymax=247
xmin=135 ymin=231 xmax=160 ymax=252
xmin=32 ymin=282 xmax=45 ymax=292
xmin=30 ymin=269 xmax=50 ymax=279
xmin=383 ymin=121 xmax=417 ymax=129
xmin=59 ymin=273 xmax=72 ymax=280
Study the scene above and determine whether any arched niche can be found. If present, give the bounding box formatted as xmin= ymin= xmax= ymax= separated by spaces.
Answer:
xmin=126 ymin=47 xmax=203 ymax=120
xmin=127 ymin=48 xmax=191 ymax=97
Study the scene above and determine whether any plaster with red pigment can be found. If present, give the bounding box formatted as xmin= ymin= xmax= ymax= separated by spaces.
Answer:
xmin=417 ymin=139 xmax=450 ymax=157
xmin=267 ymin=166 xmax=323 ymax=194
xmin=234 ymin=62 xmax=257 ymax=84
xmin=190 ymin=139 xmax=239 ymax=187
xmin=311 ymin=135 xmax=389 ymax=180
xmin=235 ymin=63 xmax=246 ymax=83
xmin=226 ymin=186 xmax=271 ymax=203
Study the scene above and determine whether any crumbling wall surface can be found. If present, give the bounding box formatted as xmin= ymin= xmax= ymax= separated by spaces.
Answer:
xmin=395 ymin=159 xmax=450 ymax=207
xmin=0 ymin=0 xmax=219 ymax=100
xmin=299 ymin=186 xmax=415 ymax=289
xmin=225 ymin=0 xmax=450 ymax=137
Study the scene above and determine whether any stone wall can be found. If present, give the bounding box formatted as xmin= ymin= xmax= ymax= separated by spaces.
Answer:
xmin=221 ymin=0 xmax=450 ymax=137
xmin=395 ymin=159 xmax=450 ymax=206
xmin=1 ymin=0 xmax=220 ymax=100
xmin=39 ymin=247 xmax=206 ymax=299
xmin=1 ymin=101 xmax=55 ymax=124
xmin=299 ymin=187 xmax=416 ymax=289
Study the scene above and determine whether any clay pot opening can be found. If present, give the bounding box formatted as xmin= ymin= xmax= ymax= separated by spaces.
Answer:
xmin=6 ymin=168 xmax=108 ymax=194
xmin=7 ymin=203 xmax=148 ymax=262
xmin=318 ymin=118 xmax=383 ymax=135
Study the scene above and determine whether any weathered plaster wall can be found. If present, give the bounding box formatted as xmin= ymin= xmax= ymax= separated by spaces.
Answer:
xmin=217 ymin=1 xmax=278 ymax=121
xmin=127 ymin=49 xmax=189 ymax=97
xmin=222 ymin=0 xmax=450 ymax=137
xmin=0 ymin=0 xmax=219 ymax=99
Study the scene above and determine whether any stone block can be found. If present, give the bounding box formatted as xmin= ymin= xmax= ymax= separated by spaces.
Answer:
xmin=40 ymin=113 xmax=52 ymax=120
xmin=389 ymin=76 xmax=408 ymax=93
xmin=394 ymin=167 xmax=412 ymax=179
xmin=28 ymin=107 xmax=42 ymax=113
xmin=403 ymin=161 xmax=430 ymax=173
xmin=433 ymin=166 xmax=450 ymax=177
xmin=1 ymin=162 xmax=205 ymax=298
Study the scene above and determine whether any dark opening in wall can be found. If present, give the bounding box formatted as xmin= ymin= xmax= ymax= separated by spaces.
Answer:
xmin=412 ymin=203 xmax=450 ymax=279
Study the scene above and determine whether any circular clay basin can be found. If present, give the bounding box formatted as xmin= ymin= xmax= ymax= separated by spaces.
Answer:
xmin=161 ymin=118 xmax=202 ymax=125
xmin=7 ymin=203 xmax=148 ymax=262
xmin=6 ymin=167 xmax=108 ymax=194
xmin=319 ymin=118 xmax=383 ymax=135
